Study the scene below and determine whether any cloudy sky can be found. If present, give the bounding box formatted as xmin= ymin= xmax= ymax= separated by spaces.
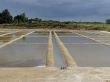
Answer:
xmin=0 ymin=0 xmax=110 ymax=22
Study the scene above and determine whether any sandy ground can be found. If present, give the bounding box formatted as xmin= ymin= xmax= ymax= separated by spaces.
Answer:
xmin=0 ymin=67 xmax=109 ymax=82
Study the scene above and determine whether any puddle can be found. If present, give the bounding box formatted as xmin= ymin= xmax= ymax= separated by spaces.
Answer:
xmin=0 ymin=32 xmax=48 ymax=67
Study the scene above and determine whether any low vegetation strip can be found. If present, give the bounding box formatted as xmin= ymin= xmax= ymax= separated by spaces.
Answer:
xmin=54 ymin=31 xmax=77 ymax=67
xmin=46 ymin=31 xmax=55 ymax=67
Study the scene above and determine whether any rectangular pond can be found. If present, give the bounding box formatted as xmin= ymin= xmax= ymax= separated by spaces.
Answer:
xmin=65 ymin=44 xmax=110 ymax=67
xmin=0 ymin=43 xmax=47 ymax=67
xmin=0 ymin=32 xmax=48 ymax=67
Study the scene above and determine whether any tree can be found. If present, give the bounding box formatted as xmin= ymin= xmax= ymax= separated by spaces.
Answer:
xmin=0 ymin=12 xmax=3 ymax=23
xmin=14 ymin=15 xmax=21 ymax=24
xmin=14 ymin=13 xmax=28 ymax=24
xmin=0 ymin=9 xmax=13 ymax=24
xmin=29 ymin=18 xmax=42 ymax=23
xmin=20 ymin=13 xmax=28 ymax=22
xmin=106 ymin=19 xmax=110 ymax=24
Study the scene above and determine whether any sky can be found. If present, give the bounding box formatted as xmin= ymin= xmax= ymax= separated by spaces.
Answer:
xmin=0 ymin=0 xmax=110 ymax=22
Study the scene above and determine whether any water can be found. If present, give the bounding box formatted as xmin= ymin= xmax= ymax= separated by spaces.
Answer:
xmin=28 ymin=33 xmax=48 ymax=37
xmin=57 ymin=32 xmax=80 ymax=37
xmin=0 ymin=33 xmax=48 ymax=67
xmin=65 ymin=44 xmax=110 ymax=67
xmin=59 ymin=32 xmax=110 ymax=67
xmin=15 ymin=32 xmax=48 ymax=44
xmin=78 ymin=31 xmax=110 ymax=46
xmin=0 ymin=43 xmax=47 ymax=67
xmin=52 ymin=36 xmax=66 ymax=68
xmin=1 ymin=31 xmax=110 ymax=67
xmin=60 ymin=36 xmax=97 ymax=43
xmin=15 ymin=36 xmax=48 ymax=43
xmin=0 ymin=32 xmax=27 ymax=44
xmin=0 ymin=34 xmax=17 ymax=42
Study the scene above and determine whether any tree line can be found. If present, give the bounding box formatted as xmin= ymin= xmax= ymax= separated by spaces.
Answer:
xmin=0 ymin=9 xmax=28 ymax=24
xmin=0 ymin=9 xmax=107 ymax=30
xmin=0 ymin=9 xmax=110 ymax=25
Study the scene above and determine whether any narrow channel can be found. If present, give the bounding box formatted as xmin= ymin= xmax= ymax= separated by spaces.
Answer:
xmin=52 ymin=36 xmax=66 ymax=68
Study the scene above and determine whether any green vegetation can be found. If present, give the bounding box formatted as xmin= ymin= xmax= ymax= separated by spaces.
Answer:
xmin=106 ymin=19 xmax=110 ymax=24
xmin=0 ymin=9 xmax=13 ymax=24
xmin=0 ymin=9 xmax=28 ymax=24
xmin=0 ymin=9 xmax=110 ymax=31
xmin=14 ymin=13 xmax=28 ymax=24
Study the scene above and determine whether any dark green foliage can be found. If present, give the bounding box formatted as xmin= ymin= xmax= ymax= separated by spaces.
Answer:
xmin=29 ymin=18 xmax=42 ymax=23
xmin=0 ymin=9 xmax=13 ymax=24
xmin=106 ymin=19 xmax=110 ymax=24
xmin=14 ymin=13 xmax=28 ymax=24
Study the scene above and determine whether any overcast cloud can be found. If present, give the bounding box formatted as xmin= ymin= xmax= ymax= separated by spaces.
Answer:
xmin=0 ymin=0 xmax=110 ymax=21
